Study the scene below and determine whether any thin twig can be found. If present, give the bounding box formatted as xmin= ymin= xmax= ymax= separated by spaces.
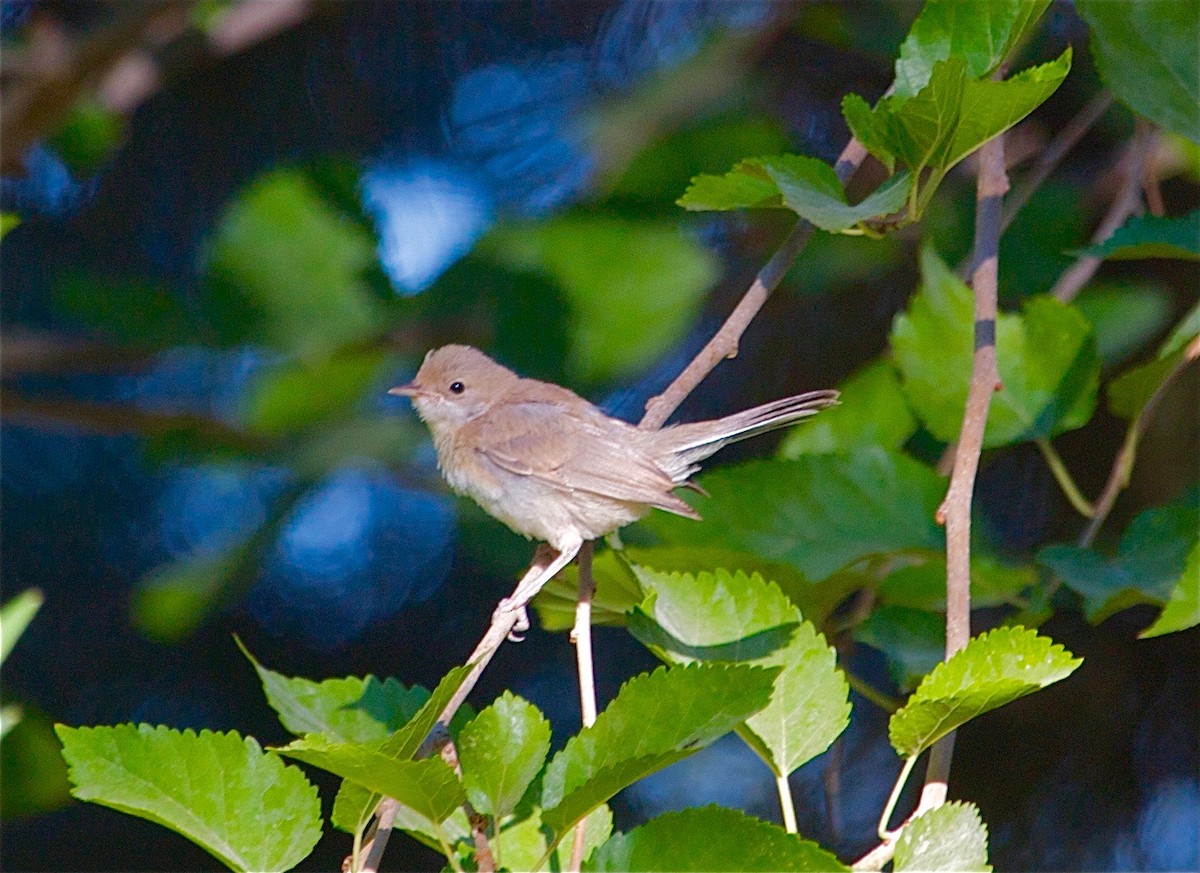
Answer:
xmin=1050 ymin=122 xmax=1158 ymax=303
xmin=638 ymin=137 xmax=870 ymax=430
xmin=1079 ymin=334 xmax=1200 ymax=547
xmin=568 ymin=541 xmax=598 ymax=872
xmin=1035 ymin=437 xmax=1096 ymax=518
xmin=922 ymin=130 xmax=1009 ymax=814
xmin=1000 ymin=91 xmax=1114 ymax=234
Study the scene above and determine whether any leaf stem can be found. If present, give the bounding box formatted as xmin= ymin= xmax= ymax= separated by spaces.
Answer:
xmin=843 ymin=670 xmax=902 ymax=713
xmin=1034 ymin=437 xmax=1096 ymax=518
xmin=878 ymin=754 xmax=920 ymax=840
xmin=776 ymin=772 xmax=799 ymax=834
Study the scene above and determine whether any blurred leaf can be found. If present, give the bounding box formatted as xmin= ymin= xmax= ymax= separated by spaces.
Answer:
xmin=679 ymin=155 xmax=912 ymax=233
xmin=1 ymin=588 xmax=42 ymax=664
xmin=132 ymin=548 xmax=245 ymax=643
xmin=1140 ymin=543 xmax=1200 ymax=638
xmin=1081 ymin=209 xmax=1200 ymax=261
xmin=540 ymin=663 xmax=778 ymax=837
xmin=457 ymin=692 xmax=551 ymax=819
xmin=1075 ymin=0 xmax=1199 ymax=142
xmin=999 ymin=181 xmax=1087 ymax=300
xmin=1039 ymin=494 xmax=1199 ymax=622
xmin=1 ymin=213 xmax=20 ymax=240
xmin=484 ymin=216 xmax=718 ymax=382
xmin=894 ymin=801 xmax=992 ymax=872
xmin=1107 ymin=348 xmax=1189 ymax=421
xmin=1 ymin=706 xmax=71 ymax=816
xmin=1160 ymin=302 xmax=1200 ymax=358
xmin=291 ymin=414 xmax=426 ymax=478
xmin=613 ymin=115 xmax=789 ymax=204
xmin=48 ymin=100 xmax=124 ymax=173
xmin=244 ymin=349 xmax=388 ymax=436
xmin=888 ymin=627 xmax=1081 ymax=757
xmin=778 ymin=360 xmax=916 ymax=456
xmin=843 ymin=50 xmax=1070 ymax=193
xmin=641 ymin=448 xmax=945 ymax=581
xmin=238 ymin=638 xmax=428 ymax=743
xmin=855 ymin=605 xmax=945 ymax=691
xmin=892 ymin=0 xmax=1051 ymax=98
xmin=208 ymin=170 xmax=383 ymax=357
xmin=586 ymin=805 xmax=847 ymax=872
xmin=893 ymin=246 xmax=1099 ymax=447
xmin=0 ymin=705 xmax=21 ymax=742
xmin=534 ymin=547 xmax=644 ymax=631
xmin=57 ymin=725 xmax=321 ymax=872
xmin=630 ymin=568 xmax=850 ymax=776
xmin=1075 ymin=283 xmax=1174 ymax=368
xmin=783 ymin=229 xmax=906 ymax=295
xmin=278 ymin=734 xmax=464 ymax=823
xmin=55 ymin=275 xmax=198 ymax=344
xmin=496 ymin=805 xmax=613 ymax=871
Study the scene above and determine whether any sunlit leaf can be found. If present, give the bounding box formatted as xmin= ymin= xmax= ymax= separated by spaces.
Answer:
xmin=586 ymin=805 xmax=847 ymax=872
xmin=888 ymin=627 xmax=1081 ymax=757
xmin=57 ymin=724 xmax=321 ymax=872
xmin=457 ymin=692 xmax=550 ymax=819
xmin=1140 ymin=543 xmax=1200 ymax=638
xmin=630 ymin=568 xmax=849 ymax=775
xmin=495 ymin=805 xmax=613 ymax=872
xmin=894 ymin=801 xmax=992 ymax=872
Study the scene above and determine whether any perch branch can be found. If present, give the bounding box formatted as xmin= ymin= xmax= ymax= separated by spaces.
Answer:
xmin=568 ymin=541 xmax=598 ymax=871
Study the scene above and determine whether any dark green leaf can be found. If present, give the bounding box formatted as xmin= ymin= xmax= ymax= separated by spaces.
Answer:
xmin=277 ymin=734 xmax=464 ymax=823
xmin=894 ymin=801 xmax=992 ymax=872
xmin=855 ymin=605 xmax=945 ymax=692
xmin=55 ymin=275 xmax=198 ymax=345
xmin=888 ymin=627 xmax=1082 ymax=757
xmin=457 ymin=692 xmax=551 ymax=819
xmin=893 ymin=246 xmax=1099 ymax=447
xmin=874 ymin=553 xmax=1034 ymax=610
xmin=1075 ymin=283 xmax=1175 ymax=368
xmin=132 ymin=548 xmax=246 ymax=643
xmin=1039 ymin=495 xmax=1199 ymax=622
xmin=540 ymin=663 xmax=778 ymax=836
xmin=1076 ymin=0 xmax=1200 ymax=142
xmin=777 ymin=360 xmax=917 ymax=456
xmin=57 ymin=725 xmax=322 ymax=873
xmin=586 ymin=805 xmax=848 ymax=872
xmin=244 ymin=350 xmax=389 ymax=436
xmin=641 ymin=448 xmax=945 ymax=581
xmin=629 ymin=568 xmax=849 ymax=776
xmin=1140 ymin=543 xmax=1200 ymax=638
xmin=1082 ymin=210 xmax=1200 ymax=261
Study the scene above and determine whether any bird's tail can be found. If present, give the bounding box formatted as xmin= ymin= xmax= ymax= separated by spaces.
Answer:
xmin=654 ymin=389 xmax=839 ymax=480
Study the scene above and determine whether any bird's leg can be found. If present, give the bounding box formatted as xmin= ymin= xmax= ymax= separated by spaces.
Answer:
xmin=496 ymin=538 xmax=583 ymax=641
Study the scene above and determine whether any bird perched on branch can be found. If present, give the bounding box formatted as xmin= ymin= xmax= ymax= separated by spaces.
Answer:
xmin=391 ymin=344 xmax=837 ymax=627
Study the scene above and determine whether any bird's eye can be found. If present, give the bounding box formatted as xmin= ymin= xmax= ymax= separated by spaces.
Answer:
xmin=449 ymin=381 xmax=465 ymax=394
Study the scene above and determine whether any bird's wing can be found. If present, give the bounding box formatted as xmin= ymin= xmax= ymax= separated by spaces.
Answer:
xmin=472 ymin=401 xmax=699 ymax=519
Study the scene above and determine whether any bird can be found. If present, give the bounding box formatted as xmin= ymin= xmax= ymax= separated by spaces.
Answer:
xmin=390 ymin=344 xmax=838 ymax=626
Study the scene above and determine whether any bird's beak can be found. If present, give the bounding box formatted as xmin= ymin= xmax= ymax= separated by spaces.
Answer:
xmin=388 ymin=383 xmax=423 ymax=398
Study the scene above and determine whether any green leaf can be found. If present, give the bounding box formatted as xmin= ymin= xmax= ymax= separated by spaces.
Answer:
xmin=1 ymin=589 xmax=42 ymax=664
xmin=277 ymin=734 xmax=464 ymax=823
xmin=641 ymin=448 xmax=945 ymax=581
xmin=893 ymin=0 xmax=1051 ymax=98
xmin=2 ymin=706 xmax=72 ymax=816
xmin=875 ymin=552 xmax=1034 ymax=610
xmin=0 ymin=212 xmax=20 ymax=240
xmin=330 ymin=780 xmax=381 ymax=835
xmin=844 ymin=50 xmax=1071 ymax=192
xmin=540 ymin=663 xmax=778 ymax=836
xmin=1160 ymin=302 xmax=1200 ymax=358
xmin=777 ymin=360 xmax=917 ymax=456
xmin=894 ymin=801 xmax=992 ymax=872
xmin=379 ymin=663 xmax=476 ymax=760
xmin=132 ymin=548 xmax=247 ymax=643
xmin=586 ymin=805 xmax=848 ymax=872
xmin=1140 ymin=543 xmax=1200 ymax=638
xmin=1082 ymin=210 xmax=1200 ymax=262
xmin=678 ymin=156 xmax=911 ymax=232
xmin=629 ymin=568 xmax=850 ymax=776
xmin=238 ymin=637 xmax=428 ymax=744
xmin=1107 ymin=349 xmax=1189 ymax=421
xmin=495 ymin=805 xmax=613 ymax=872
xmin=855 ymin=605 xmax=945 ymax=692
xmin=57 ymin=724 xmax=321 ymax=873
xmin=245 ymin=349 xmax=388 ymax=436
xmin=1075 ymin=283 xmax=1175 ymax=368
xmin=888 ymin=627 xmax=1081 ymax=757
xmin=55 ymin=275 xmax=199 ymax=345
xmin=1075 ymin=0 xmax=1200 ymax=142
xmin=208 ymin=170 xmax=382 ymax=357
xmin=1039 ymin=495 xmax=1199 ymax=622
xmin=484 ymin=216 xmax=719 ymax=382
xmin=893 ymin=246 xmax=1099 ymax=447
xmin=457 ymin=692 xmax=551 ymax=819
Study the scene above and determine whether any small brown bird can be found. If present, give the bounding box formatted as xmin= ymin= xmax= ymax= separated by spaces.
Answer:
xmin=390 ymin=345 xmax=837 ymax=622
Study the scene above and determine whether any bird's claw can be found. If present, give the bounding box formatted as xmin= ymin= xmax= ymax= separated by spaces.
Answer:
xmin=497 ymin=598 xmax=530 ymax=642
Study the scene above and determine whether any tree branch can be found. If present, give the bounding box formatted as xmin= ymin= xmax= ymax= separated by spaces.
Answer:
xmin=921 ymin=130 xmax=1009 ymax=814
